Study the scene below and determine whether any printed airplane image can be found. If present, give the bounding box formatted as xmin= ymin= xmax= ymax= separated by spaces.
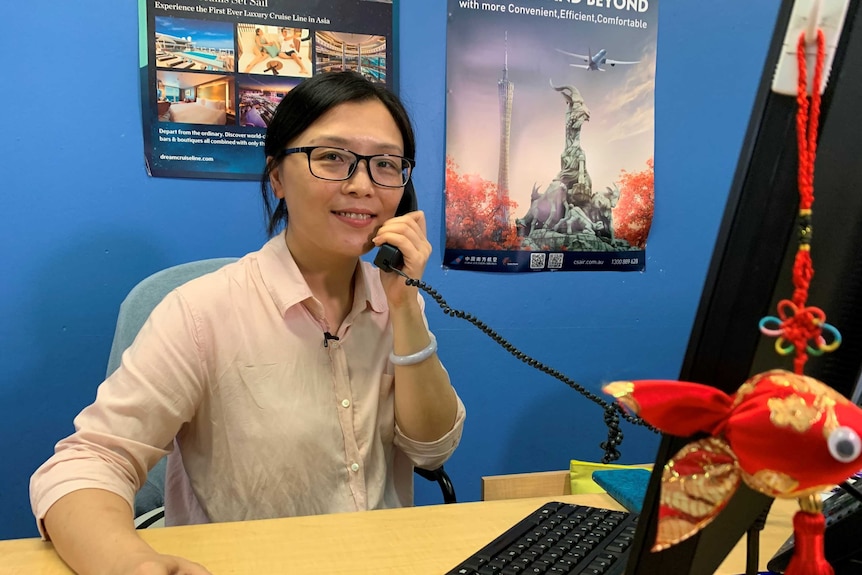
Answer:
xmin=556 ymin=48 xmax=639 ymax=71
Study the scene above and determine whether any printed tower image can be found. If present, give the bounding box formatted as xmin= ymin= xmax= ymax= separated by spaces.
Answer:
xmin=496 ymin=32 xmax=514 ymax=226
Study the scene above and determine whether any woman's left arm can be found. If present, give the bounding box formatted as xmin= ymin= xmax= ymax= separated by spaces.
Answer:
xmin=374 ymin=211 xmax=458 ymax=442
xmin=388 ymin=300 xmax=458 ymax=442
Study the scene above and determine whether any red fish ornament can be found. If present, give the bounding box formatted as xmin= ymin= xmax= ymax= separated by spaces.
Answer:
xmin=604 ymin=369 xmax=862 ymax=575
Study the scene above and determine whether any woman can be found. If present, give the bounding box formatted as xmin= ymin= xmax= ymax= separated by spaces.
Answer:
xmin=242 ymin=27 xmax=279 ymax=73
xmin=30 ymin=71 xmax=465 ymax=575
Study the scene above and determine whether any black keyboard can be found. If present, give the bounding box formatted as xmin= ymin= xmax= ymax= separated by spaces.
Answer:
xmin=445 ymin=501 xmax=638 ymax=575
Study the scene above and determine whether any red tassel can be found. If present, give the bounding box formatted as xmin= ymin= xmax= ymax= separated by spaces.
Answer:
xmin=785 ymin=511 xmax=834 ymax=575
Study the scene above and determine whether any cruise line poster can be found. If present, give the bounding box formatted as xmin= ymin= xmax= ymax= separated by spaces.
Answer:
xmin=444 ymin=0 xmax=657 ymax=272
xmin=139 ymin=0 xmax=395 ymax=180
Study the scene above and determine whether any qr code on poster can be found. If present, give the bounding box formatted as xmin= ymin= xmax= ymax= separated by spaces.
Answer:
xmin=548 ymin=253 xmax=564 ymax=269
xmin=530 ymin=253 xmax=546 ymax=269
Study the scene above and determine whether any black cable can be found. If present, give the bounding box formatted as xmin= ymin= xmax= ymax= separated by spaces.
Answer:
xmin=745 ymin=499 xmax=773 ymax=575
xmin=839 ymin=479 xmax=862 ymax=504
xmin=392 ymin=269 xmax=659 ymax=463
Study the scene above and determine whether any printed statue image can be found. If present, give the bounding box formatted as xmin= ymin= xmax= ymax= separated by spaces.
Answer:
xmin=515 ymin=81 xmax=632 ymax=252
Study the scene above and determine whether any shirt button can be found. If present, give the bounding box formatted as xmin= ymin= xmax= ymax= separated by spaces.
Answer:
xmin=350 ymin=463 xmax=360 ymax=472
xmin=341 ymin=399 xmax=350 ymax=408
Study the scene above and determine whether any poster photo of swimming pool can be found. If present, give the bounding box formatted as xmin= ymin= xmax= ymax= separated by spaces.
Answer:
xmin=154 ymin=17 xmax=236 ymax=73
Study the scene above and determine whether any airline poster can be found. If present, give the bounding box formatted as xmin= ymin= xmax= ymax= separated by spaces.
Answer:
xmin=139 ymin=0 xmax=395 ymax=180
xmin=444 ymin=0 xmax=657 ymax=272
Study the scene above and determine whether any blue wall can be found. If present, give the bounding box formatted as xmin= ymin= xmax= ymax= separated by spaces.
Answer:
xmin=0 ymin=1 xmax=780 ymax=539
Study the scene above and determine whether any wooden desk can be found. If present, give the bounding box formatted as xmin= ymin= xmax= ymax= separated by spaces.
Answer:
xmin=0 ymin=494 xmax=794 ymax=574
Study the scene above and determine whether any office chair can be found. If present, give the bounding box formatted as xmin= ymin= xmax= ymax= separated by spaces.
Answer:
xmin=105 ymin=258 xmax=456 ymax=527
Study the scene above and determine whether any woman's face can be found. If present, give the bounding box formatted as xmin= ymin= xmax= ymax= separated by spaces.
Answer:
xmin=269 ymin=99 xmax=406 ymax=264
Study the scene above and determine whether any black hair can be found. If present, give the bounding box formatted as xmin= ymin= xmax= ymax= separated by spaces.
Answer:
xmin=259 ymin=71 xmax=416 ymax=237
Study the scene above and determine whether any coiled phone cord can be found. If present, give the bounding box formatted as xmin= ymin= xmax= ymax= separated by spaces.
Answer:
xmin=391 ymin=268 xmax=658 ymax=464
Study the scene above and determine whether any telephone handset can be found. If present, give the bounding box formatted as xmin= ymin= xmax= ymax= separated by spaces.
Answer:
xmin=374 ymin=180 xmax=417 ymax=273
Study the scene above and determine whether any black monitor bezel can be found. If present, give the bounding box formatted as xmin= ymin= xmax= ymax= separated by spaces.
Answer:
xmin=624 ymin=1 xmax=862 ymax=572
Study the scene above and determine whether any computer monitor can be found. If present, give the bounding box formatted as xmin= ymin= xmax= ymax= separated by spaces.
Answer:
xmin=625 ymin=1 xmax=862 ymax=573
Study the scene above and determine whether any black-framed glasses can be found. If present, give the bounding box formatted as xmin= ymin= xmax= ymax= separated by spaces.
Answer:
xmin=282 ymin=146 xmax=414 ymax=188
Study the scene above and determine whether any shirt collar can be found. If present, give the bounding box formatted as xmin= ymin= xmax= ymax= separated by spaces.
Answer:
xmin=256 ymin=234 xmax=388 ymax=319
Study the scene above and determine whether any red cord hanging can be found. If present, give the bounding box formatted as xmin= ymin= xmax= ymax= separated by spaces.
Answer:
xmin=780 ymin=29 xmax=840 ymax=575
xmin=758 ymin=28 xmax=841 ymax=375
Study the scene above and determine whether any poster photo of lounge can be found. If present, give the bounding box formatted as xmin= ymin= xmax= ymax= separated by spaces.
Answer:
xmin=156 ymin=71 xmax=236 ymax=126
xmin=154 ymin=16 xmax=235 ymax=72
xmin=237 ymin=23 xmax=312 ymax=77
xmin=314 ymin=31 xmax=386 ymax=83
xmin=237 ymin=77 xmax=301 ymax=128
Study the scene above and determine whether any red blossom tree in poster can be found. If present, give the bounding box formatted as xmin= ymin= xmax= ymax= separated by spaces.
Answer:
xmin=445 ymin=157 xmax=521 ymax=250
xmin=613 ymin=157 xmax=654 ymax=249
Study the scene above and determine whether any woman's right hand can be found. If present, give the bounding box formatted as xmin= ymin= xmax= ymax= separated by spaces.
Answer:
xmin=114 ymin=551 xmax=212 ymax=575
xmin=42 ymin=490 xmax=213 ymax=575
